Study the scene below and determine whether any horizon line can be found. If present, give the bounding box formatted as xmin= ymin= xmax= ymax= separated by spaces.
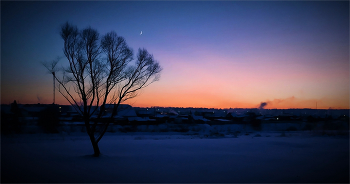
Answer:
xmin=2 ymin=103 xmax=349 ymax=110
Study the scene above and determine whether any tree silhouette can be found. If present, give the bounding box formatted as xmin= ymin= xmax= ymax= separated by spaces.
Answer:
xmin=43 ymin=22 xmax=162 ymax=156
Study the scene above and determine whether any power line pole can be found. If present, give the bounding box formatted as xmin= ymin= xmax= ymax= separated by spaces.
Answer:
xmin=52 ymin=71 xmax=55 ymax=104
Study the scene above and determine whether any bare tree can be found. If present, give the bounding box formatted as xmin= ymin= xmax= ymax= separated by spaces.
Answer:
xmin=43 ymin=22 xmax=162 ymax=156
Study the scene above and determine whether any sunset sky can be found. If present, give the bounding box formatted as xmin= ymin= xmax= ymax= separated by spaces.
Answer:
xmin=1 ymin=1 xmax=349 ymax=109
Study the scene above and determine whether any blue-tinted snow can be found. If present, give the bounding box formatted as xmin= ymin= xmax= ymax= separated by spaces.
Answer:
xmin=2 ymin=131 xmax=349 ymax=183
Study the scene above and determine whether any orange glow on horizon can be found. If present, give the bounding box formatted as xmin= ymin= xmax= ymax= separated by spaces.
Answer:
xmin=2 ymin=93 xmax=349 ymax=109
xmin=129 ymin=94 xmax=349 ymax=109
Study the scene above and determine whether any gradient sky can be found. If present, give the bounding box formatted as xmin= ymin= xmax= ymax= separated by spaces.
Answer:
xmin=1 ymin=1 xmax=349 ymax=109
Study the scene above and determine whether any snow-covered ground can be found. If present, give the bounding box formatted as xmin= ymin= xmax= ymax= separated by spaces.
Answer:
xmin=2 ymin=131 xmax=349 ymax=183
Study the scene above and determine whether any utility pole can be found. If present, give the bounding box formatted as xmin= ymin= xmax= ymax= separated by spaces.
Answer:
xmin=52 ymin=71 xmax=55 ymax=104
xmin=42 ymin=56 xmax=59 ymax=105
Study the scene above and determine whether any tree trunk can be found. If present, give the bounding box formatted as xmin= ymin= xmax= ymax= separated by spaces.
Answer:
xmin=85 ymin=119 xmax=101 ymax=157
xmin=88 ymin=132 xmax=100 ymax=157
xmin=91 ymin=141 xmax=100 ymax=157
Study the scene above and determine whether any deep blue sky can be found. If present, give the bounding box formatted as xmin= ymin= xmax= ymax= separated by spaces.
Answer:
xmin=1 ymin=1 xmax=349 ymax=108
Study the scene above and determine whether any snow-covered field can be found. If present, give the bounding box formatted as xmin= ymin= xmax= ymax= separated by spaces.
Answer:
xmin=2 ymin=131 xmax=349 ymax=183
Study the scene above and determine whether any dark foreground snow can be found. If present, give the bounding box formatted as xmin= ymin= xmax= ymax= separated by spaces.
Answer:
xmin=2 ymin=132 xmax=349 ymax=183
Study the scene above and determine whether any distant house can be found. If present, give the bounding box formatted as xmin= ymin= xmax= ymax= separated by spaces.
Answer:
xmin=114 ymin=107 xmax=137 ymax=119
xmin=203 ymin=110 xmax=227 ymax=121
xmin=7 ymin=104 xmax=59 ymax=125
xmin=226 ymin=112 xmax=245 ymax=122
xmin=20 ymin=104 xmax=48 ymax=117
xmin=136 ymin=109 xmax=153 ymax=117
xmin=89 ymin=104 xmax=139 ymax=123
xmin=188 ymin=111 xmax=210 ymax=123
xmin=127 ymin=117 xmax=156 ymax=124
